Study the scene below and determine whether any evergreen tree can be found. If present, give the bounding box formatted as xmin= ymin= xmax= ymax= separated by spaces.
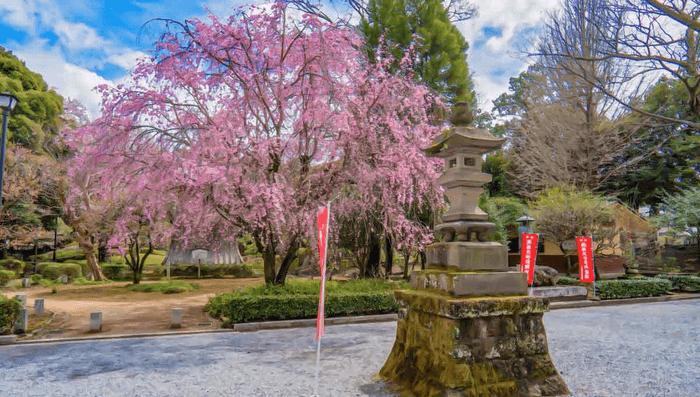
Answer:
xmin=600 ymin=77 xmax=700 ymax=212
xmin=0 ymin=46 xmax=63 ymax=152
xmin=359 ymin=0 xmax=475 ymax=104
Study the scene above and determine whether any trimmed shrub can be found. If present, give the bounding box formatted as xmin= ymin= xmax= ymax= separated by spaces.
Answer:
xmin=553 ymin=276 xmax=583 ymax=286
xmin=205 ymin=279 xmax=407 ymax=324
xmin=243 ymin=278 xmax=409 ymax=296
xmin=0 ymin=269 xmax=15 ymax=286
xmin=0 ymin=296 xmax=22 ymax=334
xmin=206 ymin=291 xmax=398 ymax=325
xmin=0 ymin=258 xmax=26 ymax=276
xmin=101 ymin=264 xmax=131 ymax=281
xmin=595 ymin=278 xmax=671 ymax=300
xmin=655 ymin=274 xmax=700 ymax=292
xmin=40 ymin=263 xmax=82 ymax=282
xmin=167 ymin=264 xmax=254 ymax=278
xmin=32 ymin=248 xmax=84 ymax=263
xmin=30 ymin=274 xmax=43 ymax=284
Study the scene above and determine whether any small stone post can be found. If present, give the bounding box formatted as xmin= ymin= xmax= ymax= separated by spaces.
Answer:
xmin=21 ymin=278 xmax=30 ymax=288
xmin=15 ymin=308 xmax=28 ymax=334
xmin=89 ymin=311 xmax=102 ymax=332
xmin=14 ymin=293 xmax=27 ymax=307
xmin=34 ymin=298 xmax=45 ymax=316
xmin=171 ymin=308 xmax=183 ymax=328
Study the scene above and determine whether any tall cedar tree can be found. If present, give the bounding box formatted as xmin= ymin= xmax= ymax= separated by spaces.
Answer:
xmin=360 ymin=0 xmax=475 ymax=105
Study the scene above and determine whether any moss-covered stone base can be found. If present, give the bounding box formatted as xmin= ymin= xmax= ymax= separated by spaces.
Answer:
xmin=380 ymin=291 xmax=569 ymax=397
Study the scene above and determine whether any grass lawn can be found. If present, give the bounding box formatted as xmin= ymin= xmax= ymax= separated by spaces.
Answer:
xmin=31 ymin=278 xmax=266 ymax=302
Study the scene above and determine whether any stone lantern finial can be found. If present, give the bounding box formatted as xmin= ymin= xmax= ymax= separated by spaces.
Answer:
xmin=449 ymin=101 xmax=473 ymax=126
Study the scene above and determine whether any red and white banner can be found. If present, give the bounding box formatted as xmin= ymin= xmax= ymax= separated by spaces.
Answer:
xmin=316 ymin=204 xmax=330 ymax=340
xmin=576 ymin=236 xmax=595 ymax=283
xmin=520 ymin=233 xmax=538 ymax=285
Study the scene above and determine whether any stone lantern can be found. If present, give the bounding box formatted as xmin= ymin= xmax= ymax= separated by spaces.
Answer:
xmin=379 ymin=102 xmax=569 ymax=397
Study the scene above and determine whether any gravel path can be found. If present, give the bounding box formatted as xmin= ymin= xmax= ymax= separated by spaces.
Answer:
xmin=1 ymin=300 xmax=699 ymax=396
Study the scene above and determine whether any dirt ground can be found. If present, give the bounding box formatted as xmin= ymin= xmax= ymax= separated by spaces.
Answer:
xmin=1 ymin=278 xmax=266 ymax=339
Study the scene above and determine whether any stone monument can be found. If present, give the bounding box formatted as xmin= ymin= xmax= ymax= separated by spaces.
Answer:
xmin=379 ymin=102 xmax=569 ymax=397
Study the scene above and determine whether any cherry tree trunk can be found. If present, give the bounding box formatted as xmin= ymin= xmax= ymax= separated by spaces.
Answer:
xmin=81 ymin=244 xmax=106 ymax=281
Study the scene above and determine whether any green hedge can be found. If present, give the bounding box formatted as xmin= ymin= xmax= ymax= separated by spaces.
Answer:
xmin=40 ymin=263 xmax=82 ymax=281
xmin=206 ymin=291 xmax=398 ymax=325
xmin=0 ymin=258 xmax=26 ymax=276
xmin=655 ymin=274 xmax=700 ymax=292
xmin=556 ymin=276 xmax=584 ymax=286
xmin=167 ymin=264 xmax=254 ymax=278
xmin=0 ymin=269 xmax=15 ymax=286
xmin=0 ymin=296 xmax=22 ymax=334
xmin=595 ymin=278 xmax=671 ymax=299
xmin=101 ymin=264 xmax=131 ymax=281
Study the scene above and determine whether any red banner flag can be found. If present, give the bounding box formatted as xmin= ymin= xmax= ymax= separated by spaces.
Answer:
xmin=520 ymin=233 xmax=538 ymax=285
xmin=576 ymin=236 xmax=595 ymax=283
xmin=316 ymin=205 xmax=330 ymax=339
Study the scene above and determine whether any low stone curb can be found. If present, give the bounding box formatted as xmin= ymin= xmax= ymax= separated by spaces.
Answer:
xmin=549 ymin=292 xmax=700 ymax=310
xmin=2 ymin=295 xmax=698 ymax=346
xmin=0 ymin=334 xmax=18 ymax=345
xmin=233 ymin=313 xmax=398 ymax=332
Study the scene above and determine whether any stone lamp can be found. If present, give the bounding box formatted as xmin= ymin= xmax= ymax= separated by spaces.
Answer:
xmin=379 ymin=102 xmax=569 ymax=397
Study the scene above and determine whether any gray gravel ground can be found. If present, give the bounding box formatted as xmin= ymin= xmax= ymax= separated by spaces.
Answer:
xmin=1 ymin=300 xmax=698 ymax=397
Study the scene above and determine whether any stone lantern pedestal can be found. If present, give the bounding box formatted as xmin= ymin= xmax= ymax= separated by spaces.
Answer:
xmin=379 ymin=103 xmax=568 ymax=397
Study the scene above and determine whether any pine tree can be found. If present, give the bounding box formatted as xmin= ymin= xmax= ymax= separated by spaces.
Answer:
xmin=359 ymin=0 xmax=475 ymax=104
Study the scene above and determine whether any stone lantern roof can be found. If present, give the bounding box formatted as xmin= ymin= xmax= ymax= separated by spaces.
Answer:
xmin=424 ymin=102 xmax=506 ymax=157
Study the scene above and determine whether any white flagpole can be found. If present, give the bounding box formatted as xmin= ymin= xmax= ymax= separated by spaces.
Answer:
xmin=312 ymin=201 xmax=331 ymax=397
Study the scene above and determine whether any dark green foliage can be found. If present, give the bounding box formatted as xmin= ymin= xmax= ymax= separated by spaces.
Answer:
xmin=0 ymin=269 xmax=15 ymax=285
xmin=238 ymin=235 xmax=260 ymax=256
xmin=32 ymin=248 xmax=84 ymax=263
xmin=241 ymin=278 xmax=409 ymax=296
xmin=39 ymin=263 xmax=82 ymax=281
xmin=101 ymin=264 xmax=131 ymax=281
xmin=0 ymin=47 xmax=64 ymax=152
xmin=206 ymin=292 xmax=398 ymax=324
xmin=0 ymin=296 xmax=22 ymax=334
xmin=482 ymin=151 xmax=514 ymax=198
xmin=479 ymin=195 xmax=527 ymax=245
xmin=359 ymin=0 xmax=474 ymax=104
xmin=556 ymin=276 xmax=584 ymax=286
xmin=126 ymin=281 xmax=200 ymax=293
xmin=206 ymin=279 xmax=407 ymax=324
xmin=601 ymin=78 xmax=700 ymax=211
xmin=595 ymin=278 xmax=671 ymax=299
xmin=655 ymin=274 xmax=700 ymax=292
xmin=0 ymin=258 xmax=26 ymax=276
xmin=167 ymin=264 xmax=254 ymax=278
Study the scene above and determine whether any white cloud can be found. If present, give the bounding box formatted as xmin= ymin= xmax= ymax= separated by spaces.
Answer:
xmin=53 ymin=20 xmax=106 ymax=50
xmin=13 ymin=42 xmax=112 ymax=119
xmin=108 ymin=49 xmax=148 ymax=70
xmin=0 ymin=0 xmax=37 ymax=32
xmin=457 ymin=0 xmax=561 ymax=112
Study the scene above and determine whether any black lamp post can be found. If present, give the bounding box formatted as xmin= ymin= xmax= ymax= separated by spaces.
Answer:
xmin=0 ymin=91 xmax=19 ymax=211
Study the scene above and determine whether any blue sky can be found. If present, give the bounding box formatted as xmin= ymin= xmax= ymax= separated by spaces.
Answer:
xmin=0 ymin=0 xmax=561 ymax=118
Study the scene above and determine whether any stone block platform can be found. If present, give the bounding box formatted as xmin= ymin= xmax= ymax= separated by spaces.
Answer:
xmin=380 ymin=290 xmax=569 ymax=397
